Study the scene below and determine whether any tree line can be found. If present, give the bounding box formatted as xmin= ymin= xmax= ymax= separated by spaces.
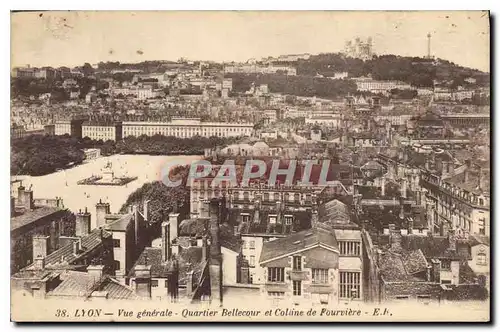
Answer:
xmin=11 ymin=134 xmax=239 ymax=176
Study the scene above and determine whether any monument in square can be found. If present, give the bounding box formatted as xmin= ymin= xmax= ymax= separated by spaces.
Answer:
xmin=77 ymin=160 xmax=137 ymax=186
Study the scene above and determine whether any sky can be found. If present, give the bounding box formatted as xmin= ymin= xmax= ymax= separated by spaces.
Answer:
xmin=11 ymin=11 xmax=490 ymax=72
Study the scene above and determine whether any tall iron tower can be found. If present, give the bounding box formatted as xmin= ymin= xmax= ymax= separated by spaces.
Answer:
xmin=427 ymin=33 xmax=432 ymax=59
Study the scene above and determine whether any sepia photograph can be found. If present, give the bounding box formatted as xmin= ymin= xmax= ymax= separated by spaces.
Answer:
xmin=9 ymin=10 xmax=490 ymax=322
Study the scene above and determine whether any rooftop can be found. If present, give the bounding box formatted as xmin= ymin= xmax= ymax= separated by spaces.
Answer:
xmin=259 ymin=226 xmax=338 ymax=263
xmin=11 ymin=206 xmax=63 ymax=232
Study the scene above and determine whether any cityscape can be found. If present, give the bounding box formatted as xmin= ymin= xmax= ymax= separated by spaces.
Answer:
xmin=10 ymin=11 xmax=490 ymax=322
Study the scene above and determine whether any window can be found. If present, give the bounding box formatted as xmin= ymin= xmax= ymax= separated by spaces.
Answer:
xmin=441 ymin=260 xmax=451 ymax=271
xmin=268 ymin=292 xmax=285 ymax=298
xmin=312 ymin=269 xmax=329 ymax=284
xmin=339 ymin=241 xmax=361 ymax=256
xmin=267 ymin=267 xmax=285 ymax=282
xmin=113 ymin=260 xmax=120 ymax=270
xmin=285 ymin=215 xmax=293 ymax=225
xmin=263 ymin=192 xmax=270 ymax=201
xmin=441 ymin=280 xmax=452 ymax=284
xmin=164 ymin=280 xmax=169 ymax=288
xmin=339 ymin=271 xmax=361 ymax=299
xmin=151 ymin=280 xmax=159 ymax=288
xmin=249 ymin=255 xmax=255 ymax=267
xmin=293 ymin=281 xmax=302 ymax=296
xmin=293 ymin=256 xmax=302 ymax=271
xmin=113 ymin=239 xmax=121 ymax=248
xmin=242 ymin=214 xmax=250 ymax=223
xmin=477 ymin=253 xmax=487 ymax=266
xmin=249 ymin=240 xmax=255 ymax=250
xmin=395 ymin=295 xmax=409 ymax=300
xmin=242 ymin=240 xmax=247 ymax=249
xmin=269 ymin=215 xmax=277 ymax=224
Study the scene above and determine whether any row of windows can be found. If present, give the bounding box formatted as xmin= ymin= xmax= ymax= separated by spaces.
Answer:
xmin=267 ymin=267 xmax=330 ymax=285
xmin=339 ymin=241 xmax=361 ymax=256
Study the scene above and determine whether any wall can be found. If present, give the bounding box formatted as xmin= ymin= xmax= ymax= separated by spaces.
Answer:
xmin=221 ymin=247 xmax=239 ymax=286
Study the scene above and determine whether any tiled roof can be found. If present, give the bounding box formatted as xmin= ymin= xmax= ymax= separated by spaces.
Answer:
xmin=318 ymin=199 xmax=352 ymax=224
xmin=444 ymin=284 xmax=489 ymax=301
xmin=401 ymin=249 xmax=428 ymax=275
xmin=11 ymin=206 xmax=62 ymax=232
xmin=47 ymin=271 xmax=99 ymax=297
xmin=105 ymin=213 xmax=133 ymax=231
xmin=129 ymin=246 xmax=204 ymax=286
xmin=259 ymin=226 xmax=338 ymax=263
xmin=94 ymin=277 xmax=139 ymax=300
xmin=402 ymin=236 xmax=471 ymax=260
xmin=25 ymin=228 xmax=112 ymax=269
xmin=378 ymin=251 xmax=424 ymax=282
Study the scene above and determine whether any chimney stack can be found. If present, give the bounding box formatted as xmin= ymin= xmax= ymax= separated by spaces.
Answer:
xmin=75 ymin=208 xmax=91 ymax=237
xmin=202 ymin=235 xmax=208 ymax=261
xmin=134 ymin=265 xmax=152 ymax=299
xmin=11 ymin=197 xmax=15 ymax=217
xmin=161 ymin=221 xmax=172 ymax=262
xmin=72 ymin=239 xmax=81 ymax=255
xmin=143 ymin=200 xmax=150 ymax=222
xmin=32 ymin=235 xmax=50 ymax=260
xmin=431 ymin=259 xmax=441 ymax=283
xmin=186 ymin=271 xmax=194 ymax=297
xmin=87 ymin=265 xmax=104 ymax=280
xmin=133 ymin=205 xmax=141 ymax=247
xmin=168 ymin=212 xmax=180 ymax=245
xmin=17 ymin=185 xmax=25 ymax=207
xmin=95 ymin=200 xmax=110 ymax=229
xmin=23 ymin=189 xmax=34 ymax=210
xmin=448 ymin=229 xmax=456 ymax=251
xmin=381 ymin=176 xmax=386 ymax=197
xmin=209 ymin=200 xmax=221 ymax=259
xmin=33 ymin=256 xmax=45 ymax=270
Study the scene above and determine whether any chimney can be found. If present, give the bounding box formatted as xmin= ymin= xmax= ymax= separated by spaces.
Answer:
xmin=478 ymin=167 xmax=484 ymax=190
xmin=143 ymin=200 xmax=150 ymax=222
xmin=134 ymin=265 xmax=152 ymax=299
xmin=161 ymin=222 xmax=171 ymax=262
xmin=200 ymin=200 xmax=210 ymax=218
xmin=75 ymin=208 xmax=91 ymax=237
xmin=11 ymin=197 xmax=15 ymax=217
xmin=311 ymin=210 xmax=318 ymax=227
xmin=95 ymin=199 xmax=110 ymax=229
xmin=32 ymin=235 xmax=50 ymax=260
xmin=23 ymin=189 xmax=34 ymax=210
xmin=186 ymin=271 xmax=194 ymax=297
xmin=202 ymin=235 xmax=208 ymax=261
xmin=208 ymin=199 xmax=223 ymax=306
xmin=33 ymin=256 xmax=46 ymax=270
xmin=448 ymin=230 xmax=456 ymax=251
xmin=209 ymin=200 xmax=221 ymax=260
xmin=400 ymin=178 xmax=407 ymax=198
xmin=17 ymin=185 xmax=25 ymax=207
xmin=87 ymin=265 xmax=104 ymax=280
xmin=407 ymin=218 xmax=414 ymax=235
xmin=133 ymin=205 xmax=141 ymax=246
xmin=168 ymin=212 xmax=180 ymax=245
xmin=390 ymin=229 xmax=402 ymax=250
xmin=431 ymin=259 xmax=441 ymax=283
xmin=464 ymin=159 xmax=471 ymax=183
xmin=72 ymin=239 xmax=81 ymax=255
xmin=426 ymin=264 xmax=432 ymax=281
xmin=381 ymin=176 xmax=386 ymax=197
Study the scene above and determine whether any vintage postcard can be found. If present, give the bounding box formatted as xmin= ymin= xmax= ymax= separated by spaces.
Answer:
xmin=10 ymin=11 xmax=490 ymax=322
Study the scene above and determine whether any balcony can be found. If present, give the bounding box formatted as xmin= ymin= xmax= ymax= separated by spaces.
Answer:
xmin=290 ymin=270 xmax=308 ymax=281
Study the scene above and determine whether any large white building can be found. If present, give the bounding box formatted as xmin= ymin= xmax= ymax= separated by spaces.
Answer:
xmin=122 ymin=118 xmax=254 ymax=139
xmin=82 ymin=124 xmax=119 ymax=141
xmin=353 ymin=77 xmax=414 ymax=95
